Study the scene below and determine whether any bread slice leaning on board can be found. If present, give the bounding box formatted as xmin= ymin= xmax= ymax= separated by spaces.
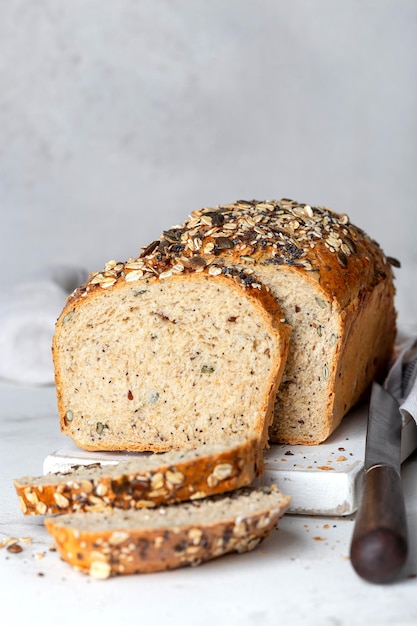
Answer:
xmin=14 ymin=438 xmax=261 ymax=515
xmin=52 ymin=197 xmax=397 ymax=448
xmin=44 ymin=485 xmax=291 ymax=578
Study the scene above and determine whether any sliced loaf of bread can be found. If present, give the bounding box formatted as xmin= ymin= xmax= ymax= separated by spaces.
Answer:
xmin=53 ymin=198 xmax=397 ymax=448
xmin=44 ymin=485 xmax=291 ymax=577
xmin=14 ymin=438 xmax=260 ymax=515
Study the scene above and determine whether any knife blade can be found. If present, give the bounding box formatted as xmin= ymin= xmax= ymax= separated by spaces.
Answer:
xmin=350 ymin=381 xmax=408 ymax=583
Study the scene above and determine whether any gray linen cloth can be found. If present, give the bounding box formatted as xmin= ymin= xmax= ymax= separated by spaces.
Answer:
xmin=384 ymin=328 xmax=417 ymax=425
xmin=0 ymin=266 xmax=87 ymax=385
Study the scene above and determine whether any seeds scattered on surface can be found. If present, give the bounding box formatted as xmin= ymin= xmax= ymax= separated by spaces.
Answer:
xmin=7 ymin=543 xmax=23 ymax=554
xmin=1 ymin=537 xmax=17 ymax=550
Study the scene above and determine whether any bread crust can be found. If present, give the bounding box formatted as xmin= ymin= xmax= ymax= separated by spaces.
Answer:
xmin=44 ymin=485 xmax=291 ymax=577
xmin=14 ymin=438 xmax=262 ymax=515
xmin=67 ymin=199 xmax=394 ymax=311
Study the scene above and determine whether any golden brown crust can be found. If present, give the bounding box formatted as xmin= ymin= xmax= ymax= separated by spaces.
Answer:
xmin=44 ymin=486 xmax=291 ymax=577
xmin=64 ymin=198 xmax=397 ymax=312
xmin=14 ymin=439 xmax=261 ymax=516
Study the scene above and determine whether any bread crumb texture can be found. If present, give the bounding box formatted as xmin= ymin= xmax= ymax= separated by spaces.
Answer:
xmin=54 ymin=270 xmax=289 ymax=453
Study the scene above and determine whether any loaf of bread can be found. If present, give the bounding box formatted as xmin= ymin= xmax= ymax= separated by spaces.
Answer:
xmin=14 ymin=438 xmax=260 ymax=515
xmin=53 ymin=198 xmax=397 ymax=448
xmin=44 ymin=485 xmax=291 ymax=577
xmin=53 ymin=267 xmax=290 ymax=455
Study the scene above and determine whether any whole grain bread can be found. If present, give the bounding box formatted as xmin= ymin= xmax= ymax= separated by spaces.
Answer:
xmin=14 ymin=438 xmax=261 ymax=515
xmin=53 ymin=268 xmax=290 ymax=455
xmin=44 ymin=485 xmax=291 ymax=577
xmin=53 ymin=198 xmax=397 ymax=447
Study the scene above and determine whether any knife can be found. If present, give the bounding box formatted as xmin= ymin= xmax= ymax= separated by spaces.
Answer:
xmin=350 ymin=381 xmax=408 ymax=584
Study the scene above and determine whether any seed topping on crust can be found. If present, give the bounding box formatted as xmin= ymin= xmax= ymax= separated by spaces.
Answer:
xmin=74 ymin=199 xmax=394 ymax=296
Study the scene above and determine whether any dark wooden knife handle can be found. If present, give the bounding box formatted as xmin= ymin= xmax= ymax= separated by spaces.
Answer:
xmin=350 ymin=464 xmax=408 ymax=583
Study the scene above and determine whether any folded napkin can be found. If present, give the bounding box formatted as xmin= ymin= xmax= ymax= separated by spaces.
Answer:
xmin=384 ymin=327 xmax=417 ymax=425
xmin=0 ymin=266 xmax=87 ymax=385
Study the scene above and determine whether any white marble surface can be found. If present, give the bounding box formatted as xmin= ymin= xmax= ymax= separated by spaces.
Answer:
xmin=1 ymin=381 xmax=417 ymax=626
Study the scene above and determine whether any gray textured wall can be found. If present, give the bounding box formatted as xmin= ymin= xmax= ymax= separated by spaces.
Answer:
xmin=1 ymin=1 xmax=416 ymax=325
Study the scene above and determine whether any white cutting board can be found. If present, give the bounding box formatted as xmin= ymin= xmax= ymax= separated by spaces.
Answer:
xmin=43 ymin=403 xmax=417 ymax=517
xmin=261 ymin=404 xmax=417 ymax=516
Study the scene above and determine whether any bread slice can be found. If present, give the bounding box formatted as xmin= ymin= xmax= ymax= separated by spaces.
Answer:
xmin=53 ymin=269 xmax=290 ymax=456
xmin=44 ymin=485 xmax=291 ymax=577
xmin=129 ymin=199 xmax=396 ymax=445
xmin=14 ymin=438 xmax=261 ymax=515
